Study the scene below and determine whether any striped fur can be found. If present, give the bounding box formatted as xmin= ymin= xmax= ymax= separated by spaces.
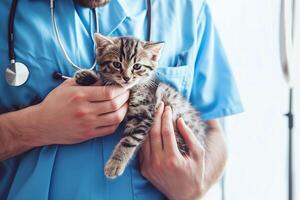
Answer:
xmin=76 ymin=33 xmax=207 ymax=178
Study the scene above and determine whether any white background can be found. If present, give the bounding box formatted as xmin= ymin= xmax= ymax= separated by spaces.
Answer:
xmin=204 ymin=0 xmax=300 ymax=200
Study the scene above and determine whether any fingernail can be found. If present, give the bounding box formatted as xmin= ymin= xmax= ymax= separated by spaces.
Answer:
xmin=177 ymin=117 xmax=184 ymax=125
xmin=165 ymin=105 xmax=172 ymax=112
xmin=179 ymin=117 xmax=185 ymax=124
xmin=159 ymin=102 xmax=164 ymax=109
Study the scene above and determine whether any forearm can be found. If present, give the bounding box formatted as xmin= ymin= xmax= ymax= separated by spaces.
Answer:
xmin=0 ymin=105 xmax=39 ymax=161
xmin=201 ymin=125 xmax=228 ymax=196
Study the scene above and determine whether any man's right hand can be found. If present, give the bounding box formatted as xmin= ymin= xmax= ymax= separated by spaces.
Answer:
xmin=6 ymin=78 xmax=129 ymax=150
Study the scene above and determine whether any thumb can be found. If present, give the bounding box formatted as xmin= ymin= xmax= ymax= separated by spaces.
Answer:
xmin=177 ymin=117 xmax=204 ymax=159
xmin=60 ymin=77 xmax=77 ymax=87
xmin=64 ymin=77 xmax=101 ymax=87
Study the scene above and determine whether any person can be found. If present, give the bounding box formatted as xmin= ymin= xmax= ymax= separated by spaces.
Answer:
xmin=0 ymin=0 xmax=243 ymax=199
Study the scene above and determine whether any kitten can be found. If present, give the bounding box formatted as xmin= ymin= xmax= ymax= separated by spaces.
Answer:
xmin=75 ymin=33 xmax=207 ymax=179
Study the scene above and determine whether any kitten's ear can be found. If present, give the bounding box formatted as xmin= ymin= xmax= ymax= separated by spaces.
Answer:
xmin=94 ymin=33 xmax=114 ymax=47
xmin=143 ymin=41 xmax=165 ymax=61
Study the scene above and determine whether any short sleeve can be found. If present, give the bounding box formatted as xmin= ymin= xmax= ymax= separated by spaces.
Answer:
xmin=190 ymin=3 xmax=244 ymax=121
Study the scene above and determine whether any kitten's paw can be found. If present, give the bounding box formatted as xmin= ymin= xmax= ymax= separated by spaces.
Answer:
xmin=104 ymin=158 xmax=127 ymax=179
xmin=75 ymin=70 xmax=99 ymax=86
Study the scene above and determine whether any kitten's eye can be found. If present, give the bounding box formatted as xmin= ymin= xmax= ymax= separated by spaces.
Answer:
xmin=133 ymin=64 xmax=142 ymax=70
xmin=112 ymin=62 xmax=122 ymax=69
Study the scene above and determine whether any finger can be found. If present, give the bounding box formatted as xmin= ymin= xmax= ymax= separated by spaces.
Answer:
xmin=177 ymin=117 xmax=203 ymax=158
xmin=90 ymin=91 xmax=130 ymax=114
xmin=149 ymin=102 xmax=164 ymax=156
xmin=79 ymin=85 xmax=128 ymax=101
xmin=60 ymin=78 xmax=77 ymax=87
xmin=87 ymin=124 xmax=119 ymax=139
xmin=91 ymin=80 xmax=102 ymax=86
xmin=95 ymin=103 xmax=128 ymax=127
xmin=61 ymin=77 xmax=99 ymax=88
xmin=161 ymin=106 xmax=181 ymax=156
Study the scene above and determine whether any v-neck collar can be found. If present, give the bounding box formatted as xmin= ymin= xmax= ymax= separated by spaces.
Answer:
xmin=117 ymin=0 xmax=147 ymax=18
xmin=97 ymin=0 xmax=128 ymax=36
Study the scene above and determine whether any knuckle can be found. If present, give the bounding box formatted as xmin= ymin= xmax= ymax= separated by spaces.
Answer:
xmin=109 ymin=100 xmax=120 ymax=111
xmin=166 ymin=157 xmax=180 ymax=169
xmin=70 ymin=91 xmax=86 ymax=102
xmin=104 ymin=89 xmax=115 ymax=100
xmin=74 ymin=107 xmax=90 ymax=118
xmin=162 ymin=128 xmax=173 ymax=136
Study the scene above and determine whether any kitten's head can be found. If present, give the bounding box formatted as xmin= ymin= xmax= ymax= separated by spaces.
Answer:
xmin=94 ymin=33 xmax=164 ymax=88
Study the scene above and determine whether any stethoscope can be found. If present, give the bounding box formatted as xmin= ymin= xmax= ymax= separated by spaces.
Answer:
xmin=5 ymin=0 xmax=152 ymax=86
xmin=5 ymin=0 xmax=29 ymax=86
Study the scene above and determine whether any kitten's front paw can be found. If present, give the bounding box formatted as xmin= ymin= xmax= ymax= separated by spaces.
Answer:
xmin=104 ymin=158 xmax=127 ymax=179
xmin=75 ymin=70 xmax=99 ymax=86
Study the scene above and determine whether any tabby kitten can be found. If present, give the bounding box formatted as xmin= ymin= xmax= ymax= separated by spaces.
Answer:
xmin=75 ymin=33 xmax=207 ymax=178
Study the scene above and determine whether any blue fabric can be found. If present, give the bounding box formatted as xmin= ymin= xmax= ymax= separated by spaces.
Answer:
xmin=0 ymin=0 xmax=243 ymax=199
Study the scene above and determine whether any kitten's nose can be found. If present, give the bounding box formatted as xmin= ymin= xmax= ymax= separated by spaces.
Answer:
xmin=123 ymin=76 xmax=130 ymax=82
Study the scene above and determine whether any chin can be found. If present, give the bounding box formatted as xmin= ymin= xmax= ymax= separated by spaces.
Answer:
xmin=75 ymin=0 xmax=110 ymax=8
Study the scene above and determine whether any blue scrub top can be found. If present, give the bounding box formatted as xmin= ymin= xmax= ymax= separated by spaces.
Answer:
xmin=0 ymin=0 xmax=243 ymax=199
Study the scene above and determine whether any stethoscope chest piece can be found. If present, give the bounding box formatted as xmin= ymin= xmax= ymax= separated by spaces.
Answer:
xmin=5 ymin=61 xmax=29 ymax=86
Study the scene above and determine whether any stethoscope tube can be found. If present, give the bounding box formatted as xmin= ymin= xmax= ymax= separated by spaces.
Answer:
xmin=8 ymin=0 xmax=17 ymax=62
xmin=53 ymin=0 xmax=153 ymax=81
xmin=147 ymin=0 xmax=152 ymax=41
xmin=50 ymin=0 xmax=99 ymax=72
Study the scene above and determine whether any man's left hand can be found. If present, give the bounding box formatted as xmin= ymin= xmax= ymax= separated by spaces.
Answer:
xmin=139 ymin=103 xmax=206 ymax=200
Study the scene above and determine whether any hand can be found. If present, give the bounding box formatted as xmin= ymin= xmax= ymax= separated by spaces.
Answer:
xmin=139 ymin=103 xmax=206 ymax=200
xmin=24 ymin=78 xmax=129 ymax=147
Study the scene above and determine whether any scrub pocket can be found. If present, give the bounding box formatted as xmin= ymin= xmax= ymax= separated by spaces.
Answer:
xmin=156 ymin=65 xmax=193 ymax=98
